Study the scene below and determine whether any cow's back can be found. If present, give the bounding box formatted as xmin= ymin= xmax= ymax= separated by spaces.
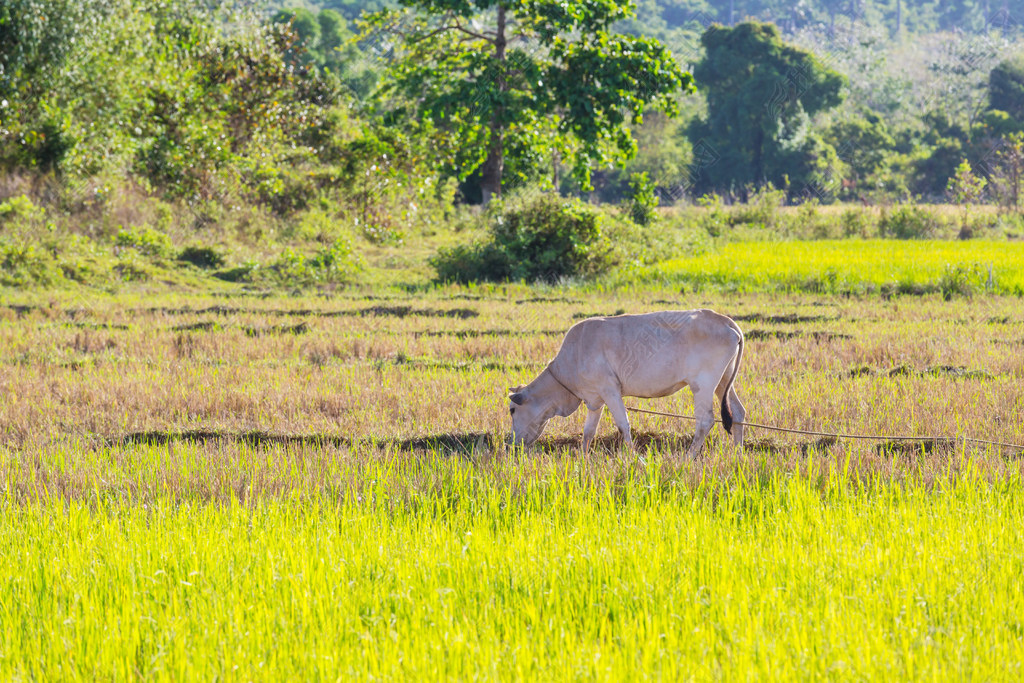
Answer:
xmin=554 ymin=309 xmax=741 ymax=398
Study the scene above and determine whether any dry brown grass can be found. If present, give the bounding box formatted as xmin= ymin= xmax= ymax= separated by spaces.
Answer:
xmin=1 ymin=288 xmax=1022 ymax=502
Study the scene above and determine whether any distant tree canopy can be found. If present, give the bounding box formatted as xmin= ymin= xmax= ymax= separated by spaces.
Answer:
xmin=271 ymin=8 xmax=376 ymax=97
xmin=687 ymin=22 xmax=845 ymax=198
xmin=370 ymin=0 xmax=693 ymax=202
xmin=282 ymin=0 xmax=1021 ymax=39
xmin=989 ymin=57 xmax=1024 ymax=123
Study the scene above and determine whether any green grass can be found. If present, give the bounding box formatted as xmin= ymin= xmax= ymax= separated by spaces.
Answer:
xmin=2 ymin=285 xmax=1023 ymax=679
xmin=2 ymin=459 xmax=1023 ymax=679
xmin=630 ymin=239 xmax=1024 ymax=295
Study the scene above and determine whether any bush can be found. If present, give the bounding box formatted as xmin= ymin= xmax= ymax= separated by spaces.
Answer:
xmin=938 ymin=263 xmax=990 ymax=301
xmin=840 ymin=209 xmax=874 ymax=238
xmin=431 ymin=192 xmax=614 ymax=283
xmin=624 ymin=172 xmax=659 ymax=226
xmin=268 ymin=237 xmax=362 ymax=286
xmin=878 ymin=205 xmax=942 ymax=239
xmin=0 ymin=195 xmax=45 ymax=224
xmin=115 ymin=226 xmax=173 ymax=257
xmin=730 ymin=185 xmax=786 ymax=229
xmin=0 ymin=240 xmax=58 ymax=286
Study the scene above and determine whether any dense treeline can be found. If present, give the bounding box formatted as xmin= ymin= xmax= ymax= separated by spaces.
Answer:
xmin=1 ymin=0 xmax=1023 ymax=288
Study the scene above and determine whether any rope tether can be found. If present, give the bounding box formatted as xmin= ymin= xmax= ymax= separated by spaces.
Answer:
xmin=625 ymin=405 xmax=1024 ymax=453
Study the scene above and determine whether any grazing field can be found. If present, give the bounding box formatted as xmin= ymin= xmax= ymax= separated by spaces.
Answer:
xmin=1 ymin=281 xmax=1024 ymax=679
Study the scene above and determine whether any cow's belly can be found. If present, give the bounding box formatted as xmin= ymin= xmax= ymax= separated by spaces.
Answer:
xmin=621 ymin=378 xmax=689 ymax=399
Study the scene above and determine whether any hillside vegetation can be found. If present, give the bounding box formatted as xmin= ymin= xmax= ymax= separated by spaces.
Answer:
xmin=2 ymin=0 xmax=1023 ymax=292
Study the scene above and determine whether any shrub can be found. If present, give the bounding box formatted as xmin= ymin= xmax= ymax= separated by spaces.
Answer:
xmin=268 ymin=237 xmax=362 ymax=286
xmin=115 ymin=226 xmax=173 ymax=257
xmin=0 ymin=195 xmax=45 ymax=224
xmin=878 ymin=205 xmax=941 ymax=239
xmin=624 ymin=172 xmax=659 ymax=226
xmin=938 ymin=263 xmax=989 ymax=301
xmin=840 ymin=209 xmax=874 ymax=238
xmin=431 ymin=192 xmax=614 ymax=283
xmin=0 ymin=240 xmax=58 ymax=286
xmin=730 ymin=185 xmax=786 ymax=229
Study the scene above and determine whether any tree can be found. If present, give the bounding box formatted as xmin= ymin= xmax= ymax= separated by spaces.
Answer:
xmin=825 ymin=112 xmax=895 ymax=198
xmin=947 ymin=159 xmax=987 ymax=239
xmin=986 ymin=132 xmax=1024 ymax=212
xmin=369 ymin=0 xmax=693 ymax=203
xmin=687 ymin=22 xmax=845 ymax=199
xmin=989 ymin=57 xmax=1024 ymax=123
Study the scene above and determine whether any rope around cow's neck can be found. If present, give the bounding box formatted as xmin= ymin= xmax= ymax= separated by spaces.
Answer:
xmin=545 ymin=364 xmax=579 ymax=400
xmin=625 ymin=405 xmax=1024 ymax=454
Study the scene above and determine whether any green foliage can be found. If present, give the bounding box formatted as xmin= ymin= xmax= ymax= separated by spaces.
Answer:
xmin=986 ymin=132 xmax=1024 ymax=211
xmin=840 ymin=208 xmax=874 ymax=238
xmin=272 ymin=7 xmax=374 ymax=96
xmin=370 ymin=0 xmax=693 ymax=199
xmin=269 ymin=237 xmax=362 ymax=285
xmin=912 ymin=137 xmax=964 ymax=198
xmin=624 ymin=172 xmax=659 ymax=226
xmin=947 ymin=160 xmax=987 ymax=206
xmin=878 ymin=205 xmax=942 ymax=239
xmin=939 ymin=262 xmax=990 ymax=300
xmin=688 ymin=22 xmax=845 ymax=198
xmin=0 ymin=194 xmax=44 ymax=223
xmin=0 ymin=239 xmax=57 ymax=286
xmin=431 ymin=192 xmax=614 ymax=282
xmin=825 ymin=112 xmax=895 ymax=197
xmin=115 ymin=227 xmax=173 ymax=258
xmin=989 ymin=57 xmax=1024 ymax=122
xmin=948 ymin=160 xmax=988 ymax=238
xmin=728 ymin=185 xmax=787 ymax=230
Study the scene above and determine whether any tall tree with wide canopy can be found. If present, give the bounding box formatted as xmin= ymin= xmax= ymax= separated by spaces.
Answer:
xmin=688 ymin=21 xmax=845 ymax=198
xmin=989 ymin=57 xmax=1024 ymax=123
xmin=369 ymin=0 xmax=693 ymax=202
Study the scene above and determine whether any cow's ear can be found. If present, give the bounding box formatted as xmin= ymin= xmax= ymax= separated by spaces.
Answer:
xmin=509 ymin=392 xmax=525 ymax=406
xmin=507 ymin=384 xmax=524 ymax=393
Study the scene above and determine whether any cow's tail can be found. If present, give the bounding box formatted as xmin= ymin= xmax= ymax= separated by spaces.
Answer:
xmin=720 ymin=323 xmax=744 ymax=435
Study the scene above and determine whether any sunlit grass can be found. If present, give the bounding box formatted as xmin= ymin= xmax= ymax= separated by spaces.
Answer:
xmin=633 ymin=240 xmax=1024 ymax=294
xmin=1 ymin=461 xmax=1022 ymax=679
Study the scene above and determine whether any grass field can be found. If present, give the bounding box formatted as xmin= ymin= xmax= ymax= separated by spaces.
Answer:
xmin=2 ymin=252 xmax=1024 ymax=677
xmin=629 ymin=239 xmax=1024 ymax=296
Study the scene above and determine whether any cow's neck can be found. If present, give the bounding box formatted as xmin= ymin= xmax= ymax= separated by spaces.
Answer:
xmin=537 ymin=366 xmax=581 ymax=418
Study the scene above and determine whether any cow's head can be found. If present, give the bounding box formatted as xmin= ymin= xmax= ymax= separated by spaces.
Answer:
xmin=507 ymin=373 xmax=581 ymax=446
xmin=507 ymin=385 xmax=551 ymax=446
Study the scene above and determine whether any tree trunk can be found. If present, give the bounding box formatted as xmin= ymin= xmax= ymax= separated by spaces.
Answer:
xmin=752 ymin=126 xmax=764 ymax=189
xmin=480 ymin=4 xmax=507 ymax=205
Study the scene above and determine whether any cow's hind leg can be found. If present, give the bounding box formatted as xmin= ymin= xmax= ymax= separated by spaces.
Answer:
xmin=686 ymin=386 xmax=716 ymax=459
xmin=716 ymin=370 xmax=746 ymax=448
xmin=582 ymin=404 xmax=604 ymax=453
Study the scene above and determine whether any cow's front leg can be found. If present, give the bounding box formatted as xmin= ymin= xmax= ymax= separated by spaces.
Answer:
xmin=602 ymin=394 xmax=634 ymax=451
xmin=582 ymin=404 xmax=605 ymax=453
xmin=686 ymin=387 xmax=716 ymax=459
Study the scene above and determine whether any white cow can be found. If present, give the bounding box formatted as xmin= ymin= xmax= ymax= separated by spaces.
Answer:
xmin=508 ymin=309 xmax=745 ymax=458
